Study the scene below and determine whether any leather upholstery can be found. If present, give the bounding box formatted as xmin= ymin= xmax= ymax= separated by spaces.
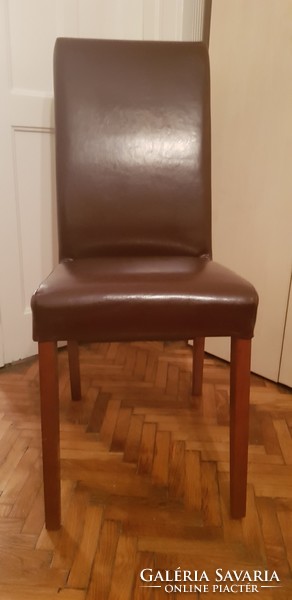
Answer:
xmin=31 ymin=38 xmax=258 ymax=343
xmin=54 ymin=38 xmax=212 ymax=260
xmin=32 ymin=257 xmax=258 ymax=342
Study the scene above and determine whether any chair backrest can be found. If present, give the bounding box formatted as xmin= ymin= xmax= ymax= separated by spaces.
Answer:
xmin=54 ymin=38 xmax=212 ymax=260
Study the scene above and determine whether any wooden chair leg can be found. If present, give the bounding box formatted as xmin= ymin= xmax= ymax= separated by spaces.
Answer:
xmin=67 ymin=340 xmax=81 ymax=401
xmin=229 ymin=337 xmax=252 ymax=519
xmin=192 ymin=337 xmax=205 ymax=396
xmin=38 ymin=341 xmax=61 ymax=530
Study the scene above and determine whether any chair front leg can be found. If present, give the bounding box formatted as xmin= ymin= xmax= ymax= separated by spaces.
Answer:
xmin=192 ymin=337 xmax=205 ymax=396
xmin=38 ymin=341 xmax=61 ymax=530
xmin=229 ymin=337 xmax=252 ymax=519
xmin=67 ymin=340 xmax=81 ymax=401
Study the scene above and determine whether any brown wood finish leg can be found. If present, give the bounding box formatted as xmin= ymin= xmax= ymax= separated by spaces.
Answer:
xmin=192 ymin=337 xmax=205 ymax=396
xmin=38 ymin=341 xmax=61 ymax=530
xmin=67 ymin=340 xmax=81 ymax=401
xmin=229 ymin=337 xmax=252 ymax=519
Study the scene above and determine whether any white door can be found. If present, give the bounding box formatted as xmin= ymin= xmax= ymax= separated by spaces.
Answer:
xmin=0 ymin=0 xmax=58 ymax=365
xmin=0 ymin=0 xmax=206 ymax=366
xmin=207 ymin=0 xmax=292 ymax=383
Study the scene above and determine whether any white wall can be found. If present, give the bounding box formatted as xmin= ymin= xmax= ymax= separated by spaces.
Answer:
xmin=207 ymin=0 xmax=292 ymax=382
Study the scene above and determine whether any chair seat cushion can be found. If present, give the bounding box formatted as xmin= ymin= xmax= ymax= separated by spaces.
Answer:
xmin=31 ymin=257 xmax=258 ymax=342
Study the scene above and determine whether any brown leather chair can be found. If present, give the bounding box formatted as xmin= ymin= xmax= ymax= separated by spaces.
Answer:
xmin=31 ymin=38 xmax=258 ymax=530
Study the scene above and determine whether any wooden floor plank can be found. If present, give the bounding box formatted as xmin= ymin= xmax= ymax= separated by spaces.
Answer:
xmin=86 ymin=520 xmax=120 ymax=600
xmin=107 ymin=534 xmax=137 ymax=600
xmin=67 ymin=505 xmax=103 ymax=588
xmin=184 ymin=449 xmax=201 ymax=511
xmin=151 ymin=430 xmax=171 ymax=487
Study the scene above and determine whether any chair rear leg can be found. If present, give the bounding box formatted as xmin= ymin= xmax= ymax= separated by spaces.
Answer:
xmin=38 ymin=341 xmax=61 ymax=529
xmin=230 ymin=337 xmax=252 ymax=518
xmin=192 ymin=337 xmax=205 ymax=396
xmin=67 ymin=340 xmax=81 ymax=401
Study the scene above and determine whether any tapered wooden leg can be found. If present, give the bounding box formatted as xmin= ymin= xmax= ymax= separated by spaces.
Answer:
xmin=192 ymin=337 xmax=205 ymax=396
xmin=38 ymin=341 xmax=61 ymax=530
xmin=67 ymin=341 xmax=81 ymax=401
xmin=230 ymin=337 xmax=252 ymax=519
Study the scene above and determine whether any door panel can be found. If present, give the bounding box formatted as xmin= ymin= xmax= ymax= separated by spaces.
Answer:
xmin=78 ymin=0 xmax=143 ymax=40
xmin=9 ymin=0 xmax=57 ymax=92
xmin=13 ymin=129 xmax=57 ymax=311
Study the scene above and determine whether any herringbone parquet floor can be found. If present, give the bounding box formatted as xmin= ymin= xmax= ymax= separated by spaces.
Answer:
xmin=0 ymin=341 xmax=291 ymax=599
